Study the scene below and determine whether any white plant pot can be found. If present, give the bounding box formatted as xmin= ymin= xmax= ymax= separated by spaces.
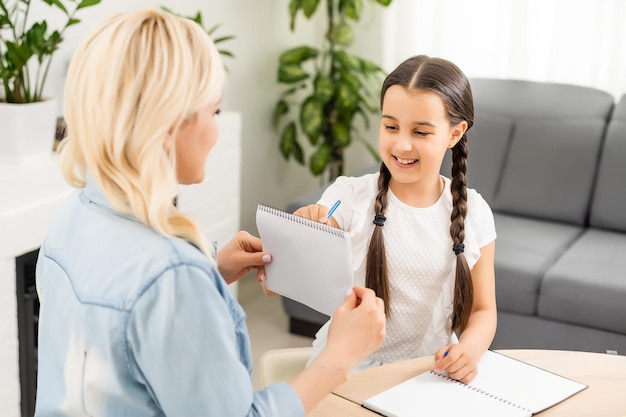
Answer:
xmin=0 ymin=99 xmax=58 ymax=163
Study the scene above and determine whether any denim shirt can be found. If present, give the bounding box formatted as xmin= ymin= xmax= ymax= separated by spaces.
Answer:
xmin=35 ymin=179 xmax=304 ymax=416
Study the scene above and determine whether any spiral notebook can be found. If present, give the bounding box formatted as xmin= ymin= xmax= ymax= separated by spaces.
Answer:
xmin=256 ymin=204 xmax=353 ymax=316
xmin=363 ymin=350 xmax=587 ymax=417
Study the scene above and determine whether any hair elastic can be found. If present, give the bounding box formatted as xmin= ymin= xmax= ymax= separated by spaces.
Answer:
xmin=373 ymin=214 xmax=386 ymax=227
xmin=452 ymin=242 xmax=465 ymax=255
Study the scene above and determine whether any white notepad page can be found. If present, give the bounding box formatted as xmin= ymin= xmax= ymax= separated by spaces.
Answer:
xmin=363 ymin=350 xmax=587 ymax=417
xmin=256 ymin=204 xmax=353 ymax=316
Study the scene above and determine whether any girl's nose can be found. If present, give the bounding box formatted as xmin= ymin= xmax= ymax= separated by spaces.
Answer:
xmin=396 ymin=133 xmax=413 ymax=152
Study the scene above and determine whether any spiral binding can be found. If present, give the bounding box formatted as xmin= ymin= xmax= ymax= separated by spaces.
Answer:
xmin=258 ymin=204 xmax=346 ymax=237
xmin=429 ymin=370 xmax=533 ymax=413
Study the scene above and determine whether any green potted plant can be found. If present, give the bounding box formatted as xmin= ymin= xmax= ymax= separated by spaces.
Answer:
xmin=273 ymin=0 xmax=392 ymax=183
xmin=0 ymin=0 xmax=101 ymax=161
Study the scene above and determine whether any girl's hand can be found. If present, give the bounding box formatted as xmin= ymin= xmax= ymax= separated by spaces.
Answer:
xmin=433 ymin=343 xmax=480 ymax=384
xmin=294 ymin=204 xmax=339 ymax=227
xmin=216 ymin=231 xmax=272 ymax=285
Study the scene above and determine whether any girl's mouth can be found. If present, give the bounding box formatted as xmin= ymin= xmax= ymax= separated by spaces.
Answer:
xmin=394 ymin=156 xmax=418 ymax=166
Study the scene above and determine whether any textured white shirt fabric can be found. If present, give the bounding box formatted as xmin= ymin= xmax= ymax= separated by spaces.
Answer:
xmin=309 ymin=173 xmax=496 ymax=369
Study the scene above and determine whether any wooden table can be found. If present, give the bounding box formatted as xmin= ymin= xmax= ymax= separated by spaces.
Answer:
xmin=308 ymin=349 xmax=626 ymax=417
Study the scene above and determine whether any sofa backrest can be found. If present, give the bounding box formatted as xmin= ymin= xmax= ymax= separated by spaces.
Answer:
xmin=441 ymin=78 xmax=614 ymax=225
xmin=589 ymin=95 xmax=626 ymax=232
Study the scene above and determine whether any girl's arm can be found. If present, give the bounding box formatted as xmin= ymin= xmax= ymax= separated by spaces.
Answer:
xmin=434 ymin=240 xmax=497 ymax=382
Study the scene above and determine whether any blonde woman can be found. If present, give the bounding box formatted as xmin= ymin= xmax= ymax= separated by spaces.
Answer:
xmin=35 ymin=9 xmax=385 ymax=416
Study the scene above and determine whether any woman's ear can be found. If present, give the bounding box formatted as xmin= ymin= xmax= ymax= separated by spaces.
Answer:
xmin=449 ymin=121 xmax=469 ymax=148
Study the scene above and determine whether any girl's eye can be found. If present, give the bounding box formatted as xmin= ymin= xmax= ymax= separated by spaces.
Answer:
xmin=384 ymin=124 xmax=398 ymax=131
xmin=414 ymin=130 xmax=429 ymax=137
xmin=215 ymin=108 xmax=222 ymax=116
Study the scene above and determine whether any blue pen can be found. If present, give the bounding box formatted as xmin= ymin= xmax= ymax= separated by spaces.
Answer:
xmin=327 ymin=200 xmax=341 ymax=219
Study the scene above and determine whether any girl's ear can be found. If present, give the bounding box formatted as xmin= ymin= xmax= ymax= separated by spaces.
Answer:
xmin=448 ymin=121 xmax=469 ymax=148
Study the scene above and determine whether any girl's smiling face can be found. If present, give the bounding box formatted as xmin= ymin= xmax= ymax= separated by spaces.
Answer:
xmin=379 ymin=85 xmax=466 ymax=203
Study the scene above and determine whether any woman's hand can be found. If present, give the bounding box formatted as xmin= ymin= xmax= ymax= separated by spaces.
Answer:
xmin=322 ymin=286 xmax=386 ymax=370
xmin=289 ymin=286 xmax=385 ymax=413
xmin=433 ymin=343 xmax=480 ymax=384
xmin=294 ymin=204 xmax=339 ymax=227
xmin=216 ymin=231 xmax=271 ymax=285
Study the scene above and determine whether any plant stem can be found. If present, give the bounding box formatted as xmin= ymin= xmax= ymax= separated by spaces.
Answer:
xmin=323 ymin=0 xmax=344 ymax=182
xmin=21 ymin=0 xmax=32 ymax=99
xmin=36 ymin=6 xmax=77 ymax=101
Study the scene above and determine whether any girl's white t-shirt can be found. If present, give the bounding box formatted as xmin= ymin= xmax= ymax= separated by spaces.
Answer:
xmin=309 ymin=173 xmax=496 ymax=370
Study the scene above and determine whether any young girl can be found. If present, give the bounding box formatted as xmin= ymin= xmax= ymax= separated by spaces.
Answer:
xmin=296 ymin=55 xmax=497 ymax=383
xmin=34 ymin=9 xmax=385 ymax=416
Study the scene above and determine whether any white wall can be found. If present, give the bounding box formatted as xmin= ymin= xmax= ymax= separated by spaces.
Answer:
xmin=35 ymin=0 xmax=386 ymax=237
xmin=382 ymin=0 xmax=626 ymax=100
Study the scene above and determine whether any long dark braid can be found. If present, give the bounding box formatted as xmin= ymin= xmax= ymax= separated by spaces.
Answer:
xmin=365 ymin=164 xmax=391 ymax=315
xmin=450 ymin=135 xmax=472 ymax=332
xmin=366 ymin=54 xmax=475 ymax=329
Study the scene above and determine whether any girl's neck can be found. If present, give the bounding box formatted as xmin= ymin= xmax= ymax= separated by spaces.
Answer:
xmin=389 ymin=176 xmax=445 ymax=208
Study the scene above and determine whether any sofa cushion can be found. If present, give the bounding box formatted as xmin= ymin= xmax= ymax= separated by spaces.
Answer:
xmin=590 ymin=95 xmax=626 ymax=232
xmin=493 ymin=213 xmax=583 ymax=315
xmin=538 ymin=228 xmax=626 ymax=334
xmin=470 ymin=78 xmax=615 ymax=119
xmin=493 ymin=119 xmax=606 ymax=224
xmin=440 ymin=112 xmax=513 ymax=205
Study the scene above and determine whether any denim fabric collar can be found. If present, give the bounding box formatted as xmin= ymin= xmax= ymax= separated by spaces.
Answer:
xmin=81 ymin=172 xmax=141 ymax=224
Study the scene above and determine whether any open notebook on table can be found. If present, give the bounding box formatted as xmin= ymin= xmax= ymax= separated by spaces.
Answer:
xmin=363 ymin=350 xmax=588 ymax=417
xmin=255 ymin=204 xmax=353 ymax=316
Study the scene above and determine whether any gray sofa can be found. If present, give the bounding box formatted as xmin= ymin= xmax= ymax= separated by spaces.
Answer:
xmin=283 ymin=78 xmax=626 ymax=356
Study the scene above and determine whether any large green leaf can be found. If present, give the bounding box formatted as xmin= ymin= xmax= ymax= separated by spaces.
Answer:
xmin=333 ymin=50 xmax=360 ymax=71
xmin=309 ymin=144 xmax=331 ymax=176
xmin=373 ymin=0 xmax=393 ymax=6
xmin=44 ymin=0 xmax=68 ymax=14
xmin=293 ymin=140 xmax=304 ymax=164
xmin=360 ymin=58 xmax=384 ymax=75
xmin=314 ymin=76 xmax=334 ymax=104
xmin=334 ymin=22 xmax=354 ymax=47
xmin=339 ymin=0 xmax=364 ymax=20
xmin=279 ymin=46 xmax=318 ymax=66
xmin=336 ymin=82 xmax=359 ymax=112
xmin=5 ymin=42 xmax=31 ymax=69
xmin=278 ymin=64 xmax=309 ymax=84
xmin=331 ymin=122 xmax=351 ymax=147
xmin=340 ymin=71 xmax=362 ymax=93
xmin=0 ymin=14 xmax=11 ymax=28
xmin=213 ymin=35 xmax=236 ymax=44
xmin=77 ymin=0 xmax=101 ymax=7
xmin=280 ymin=122 xmax=297 ymax=159
xmin=272 ymin=99 xmax=289 ymax=129
xmin=218 ymin=49 xmax=235 ymax=58
xmin=289 ymin=0 xmax=302 ymax=31
xmin=300 ymin=96 xmax=324 ymax=145
xmin=301 ymin=0 xmax=320 ymax=18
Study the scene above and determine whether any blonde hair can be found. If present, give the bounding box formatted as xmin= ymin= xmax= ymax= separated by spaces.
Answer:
xmin=60 ymin=8 xmax=225 ymax=257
